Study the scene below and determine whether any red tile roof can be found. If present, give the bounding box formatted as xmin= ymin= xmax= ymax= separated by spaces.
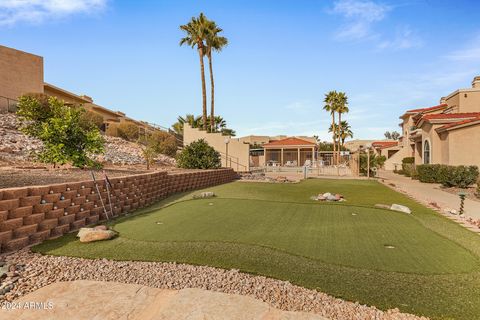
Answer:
xmin=263 ymin=137 xmax=316 ymax=147
xmin=406 ymin=104 xmax=448 ymax=113
xmin=436 ymin=117 xmax=480 ymax=132
xmin=421 ymin=112 xmax=480 ymax=121
xmin=372 ymin=141 xmax=398 ymax=149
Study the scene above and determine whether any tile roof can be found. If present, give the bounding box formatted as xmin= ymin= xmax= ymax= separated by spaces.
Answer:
xmin=406 ymin=104 xmax=448 ymax=113
xmin=421 ymin=112 xmax=480 ymax=121
xmin=263 ymin=137 xmax=316 ymax=147
xmin=436 ymin=117 xmax=480 ymax=132
xmin=372 ymin=141 xmax=399 ymax=149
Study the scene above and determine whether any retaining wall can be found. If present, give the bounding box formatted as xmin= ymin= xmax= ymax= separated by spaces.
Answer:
xmin=0 ymin=168 xmax=237 ymax=253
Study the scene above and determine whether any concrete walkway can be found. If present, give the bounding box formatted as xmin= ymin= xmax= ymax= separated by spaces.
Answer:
xmin=377 ymin=170 xmax=480 ymax=221
xmin=2 ymin=280 xmax=328 ymax=320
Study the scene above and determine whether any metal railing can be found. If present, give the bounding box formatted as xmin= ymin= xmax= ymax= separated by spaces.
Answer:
xmin=0 ymin=96 xmax=18 ymax=113
xmin=218 ymin=151 xmax=248 ymax=172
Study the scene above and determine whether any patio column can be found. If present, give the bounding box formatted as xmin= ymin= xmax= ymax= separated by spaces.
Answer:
xmin=281 ymin=148 xmax=284 ymax=166
xmin=297 ymin=148 xmax=300 ymax=166
xmin=312 ymin=147 xmax=315 ymax=162
xmin=264 ymin=148 xmax=267 ymax=166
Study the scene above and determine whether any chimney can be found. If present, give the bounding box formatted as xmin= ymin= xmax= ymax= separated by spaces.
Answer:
xmin=472 ymin=76 xmax=480 ymax=89
xmin=439 ymin=96 xmax=446 ymax=104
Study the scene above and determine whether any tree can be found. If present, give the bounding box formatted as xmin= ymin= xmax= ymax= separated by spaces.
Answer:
xmin=180 ymin=13 xmax=210 ymax=130
xmin=336 ymin=92 xmax=349 ymax=163
xmin=205 ymin=19 xmax=228 ymax=132
xmin=81 ymin=111 xmax=104 ymax=130
xmin=177 ymin=139 xmax=221 ymax=169
xmin=220 ymin=128 xmax=236 ymax=136
xmin=324 ymin=91 xmax=338 ymax=163
xmin=17 ymin=95 xmax=105 ymax=168
xmin=384 ymin=131 xmax=400 ymax=140
xmin=339 ymin=120 xmax=353 ymax=145
xmin=145 ymin=131 xmax=178 ymax=157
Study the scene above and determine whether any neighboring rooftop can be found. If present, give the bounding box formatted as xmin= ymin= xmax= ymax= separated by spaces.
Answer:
xmin=263 ymin=137 xmax=316 ymax=147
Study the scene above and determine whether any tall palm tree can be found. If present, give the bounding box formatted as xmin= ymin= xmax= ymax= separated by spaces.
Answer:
xmin=205 ymin=20 xmax=228 ymax=132
xmin=324 ymin=91 xmax=339 ymax=164
xmin=336 ymin=92 xmax=349 ymax=163
xmin=180 ymin=13 xmax=209 ymax=130
xmin=339 ymin=120 xmax=353 ymax=146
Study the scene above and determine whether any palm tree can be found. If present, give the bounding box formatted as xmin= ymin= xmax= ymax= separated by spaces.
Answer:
xmin=180 ymin=13 xmax=209 ymax=130
xmin=172 ymin=114 xmax=201 ymax=135
xmin=324 ymin=91 xmax=339 ymax=164
xmin=336 ymin=92 xmax=349 ymax=163
xmin=205 ymin=20 xmax=228 ymax=132
xmin=339 ymin=120 xmax=353 ymax=146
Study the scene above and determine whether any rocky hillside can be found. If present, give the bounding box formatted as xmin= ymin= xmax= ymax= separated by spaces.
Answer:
xmin=0 ymin=113 xmax=176 ymax=166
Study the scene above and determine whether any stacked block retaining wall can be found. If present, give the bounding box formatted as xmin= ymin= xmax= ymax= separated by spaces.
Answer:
xmin=0 ymin=168 xmax=237 ymax=253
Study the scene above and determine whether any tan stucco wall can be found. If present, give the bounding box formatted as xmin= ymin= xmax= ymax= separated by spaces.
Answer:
xmin=0 ymin=45 xmax=43 ymax=105
xmin=184 ymin=124 xmax=250 ymax=172
xmin=44 ymin=86 xmax=87 ymax=105
xmin=439 ymin=132 xmax=449 ymax=165
xmin=447 ymin=125 xmax=480 ymax=167
xmin=420 ymin=123 xmax=443 ymax=165
xmin=446 ymin=90 xmax=480 ymax=113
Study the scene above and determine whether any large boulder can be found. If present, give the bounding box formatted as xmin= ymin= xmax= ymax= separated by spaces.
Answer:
xmin=78 ymin=228 xmax=116 ymax=243
xmin=390 ymin=204 xmax=412 ymax=214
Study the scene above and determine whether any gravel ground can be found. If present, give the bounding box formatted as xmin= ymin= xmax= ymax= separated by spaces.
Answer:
xmin=0 ymin=249 xmax=428 ymax=320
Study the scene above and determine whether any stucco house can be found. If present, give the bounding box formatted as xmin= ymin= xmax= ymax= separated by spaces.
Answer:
xmin=0 ymin=44 xmax=160 ymax=136
xmin=382 ymin=76 xmax=480 ymax=170
xmin=263 ymin=137 xmax=317 ymax=167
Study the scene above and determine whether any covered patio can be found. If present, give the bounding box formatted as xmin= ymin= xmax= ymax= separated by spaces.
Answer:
xmin=263 ymin=137 xmax=317 ymax=167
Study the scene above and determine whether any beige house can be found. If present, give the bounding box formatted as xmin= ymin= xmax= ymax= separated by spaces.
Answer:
xmin=382 ymin=76 xmax=480 ymax=170
xmin=0 ymin=44 xmax=160 ymax=136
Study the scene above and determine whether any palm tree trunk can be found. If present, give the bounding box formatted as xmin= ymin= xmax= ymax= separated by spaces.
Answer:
xmin=198 ymin=45 xmax=207 ymax=130
xmin=331 ymin=113 xmax=336 ymax=165
xmin=337 ymin=112 xmax=342 ymax=165
xmin=208 ymin=53 xmax=215 ymax=132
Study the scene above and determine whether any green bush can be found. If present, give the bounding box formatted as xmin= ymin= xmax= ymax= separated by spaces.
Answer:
xmin=416 ymin=164 xmax=479 ymax=188
xmin=401 ymin=157 xmax=416 ymax=177
xmin=117 ymin=122 xmax=139 ymax=141
xmin=176 ymin=139 xmax=221 ymax=169
xmin=17 ymin=95 xmax=105 ymax=168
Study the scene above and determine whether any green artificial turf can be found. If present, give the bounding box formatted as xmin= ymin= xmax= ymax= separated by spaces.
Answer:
xmin=33 ymin=179 xmax=480 ymax=319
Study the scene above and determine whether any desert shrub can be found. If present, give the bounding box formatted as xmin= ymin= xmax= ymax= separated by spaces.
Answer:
xmin=417 ymin=164 xmax=479 ymax=188
xmin=117 ymin=122 xmax=139 ymax=141
xmin=176 ymin=139 xmax=221 ymax=169
xmin=105 ymin=123 xmax=119 ymax=137
xmin=359 ymin=152 xmax=386 ymax=177
xmin=476 ymin=178 xmax=480 ymax=199
xmin=81 ymin=111 xmax=104 ymax=130
xmin=17 ymin=95 xmax=104 ymax=168
xmin=147 ymin=131 xmax=178 ymax=157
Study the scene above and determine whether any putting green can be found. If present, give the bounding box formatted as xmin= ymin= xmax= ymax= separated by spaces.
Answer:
xmin=33 ymin=179 xmax=480 ymax=319
xmin=116 ymin=198 xmax=479 ymax=274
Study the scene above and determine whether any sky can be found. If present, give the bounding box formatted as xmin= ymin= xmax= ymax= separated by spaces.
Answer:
xmin=1 ymin=0 xmax=480 ymax=140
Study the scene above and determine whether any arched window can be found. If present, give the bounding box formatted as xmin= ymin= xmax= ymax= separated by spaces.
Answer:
xmin=423 ymin=140 xmax=430 ymax=164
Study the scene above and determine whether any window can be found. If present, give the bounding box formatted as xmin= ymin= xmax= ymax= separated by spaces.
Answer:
xmin=423 ymin=140 xmax=430 ymax=164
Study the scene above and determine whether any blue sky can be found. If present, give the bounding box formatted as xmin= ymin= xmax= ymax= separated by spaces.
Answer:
xmin=1 ymin=0 xmax=480 ymax=140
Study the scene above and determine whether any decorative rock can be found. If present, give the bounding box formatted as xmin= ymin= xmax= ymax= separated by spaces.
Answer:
xmin=390 ymin=204 xmax=412 ymax=214
xmin=79 ymin=229 xmax=116 ymax=243
xmin=93 ymin=225 xmax=108 ymax=231
xmin=374 ymin=204 xmax=391 ymax=210
xmin=193 ymin=192 xmax=215 ymax=199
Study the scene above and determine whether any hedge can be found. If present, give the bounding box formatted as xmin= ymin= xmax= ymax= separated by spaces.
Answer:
xmin=401 ymin=157 xmax=416 ymax=177
xmin=416 ymin=164 xmax=479 ymax=188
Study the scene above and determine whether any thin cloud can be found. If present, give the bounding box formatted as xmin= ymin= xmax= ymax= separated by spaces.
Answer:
xmin=445 ymin=35 xmax=480 ymax=62
xmin=331 ymin=0 xmax=391 ymax=40
xmin=377 ymin=26 xmax=423 ymax=50
xmin=0 ymin=0 xmax=108 ymax=26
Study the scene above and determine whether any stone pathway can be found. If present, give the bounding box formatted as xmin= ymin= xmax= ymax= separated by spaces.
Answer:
xmin=1 ymin=280 xmax=328 ymax=320
xmin=377 ymin=170 xmax=480 ymax=233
